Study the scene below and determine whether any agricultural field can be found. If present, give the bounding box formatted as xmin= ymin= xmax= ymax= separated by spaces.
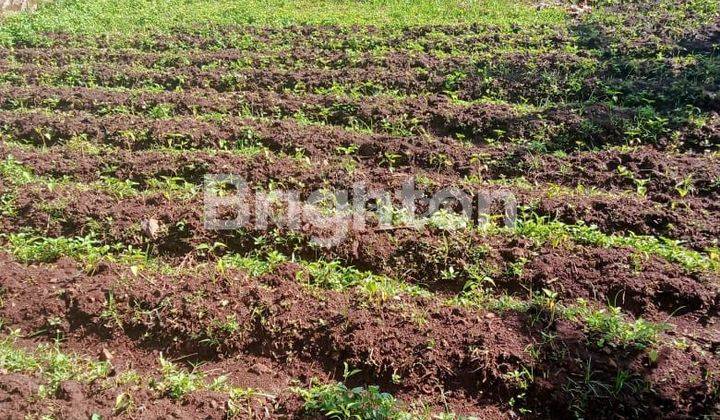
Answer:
xmin=0 ymin=0 xmax=719 ymax=418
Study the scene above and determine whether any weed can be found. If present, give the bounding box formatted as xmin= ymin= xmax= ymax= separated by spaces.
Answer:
xmin=427 ymin=209 xmax=470 ymax=231
xmin=381 ymin=151 xmax=402 ymax=171
xmin=149 ymin=103 xmax=175 ymax=119
xmin=514 ymin=214 xmax=720 ymax=273
xmin=564 ymin=299 xmax=669 ymax=350
xmin=504 ymin=366 xmax=534 ymax=414
xmin=296 ymin=364 xmax=403 ymax=419
xmin=298 ymin=259 xmax=429 ymax=300
xmin=6 ymin=232 xmax=110 ymax=265
xmin=96 ymin=176 xmax=140 ymax=199
xmin=616 ymin=165 xmax=649 ymax=197
xmin=0 ymin=330 xmax=111 ymax=397
xmin=218 ymin=250 xmax=287 ymax=276
xmin=227 ymin=387 xmax=274 ymax=418
xmin=0 ymin=155 xmax=34 ymax=185
xmin=526 ymin=288 xmax=561 ymax=326
xmin=100 ymin=292 xmax=124 ymax=329
xmin=151 ymin=355 xmax=204 ymax=399
xmin=336 ymin=144 xmax=359 ymax=155
xmin=675 ymin=175 xmax=695 ymax=198
xmin=1 ymin=0 xmax=566 ymax=45
xmin=114 ymin=392 xmax=134 ymax=414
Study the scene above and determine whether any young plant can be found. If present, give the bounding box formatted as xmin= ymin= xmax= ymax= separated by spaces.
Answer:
xmin=616 ymin=165 xmax=648 ymax=197
xmin=565 ymin=300 xmax=670 ymax=350
xmin=675 ymin=175 xmax=695 ymax=198
xmin=151 ymin=356 xmax=204 ymax=399
xmin=296 ymin=364 xmax=403 ymax=419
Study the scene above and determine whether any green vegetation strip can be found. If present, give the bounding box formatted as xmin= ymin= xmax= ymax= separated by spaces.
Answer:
xmin=295 ymin=365 xmax=429 ymax=420
xmin=0 ymin=0 xmax=566 ymax=43
xmin=0 ymin=330 xmax=464 ymax=418
xmin=0 ymin=330 xmax=112 ymax=398
xmin=451 ymin=287 xmax=669 ymax=351
xmin=514 ymin=214 xmax=720 ymax=274
xmin=4 ymin=231 xmax=429 ymax=301
xmin=219 ymin=250 xmax=431 ymax=300
xmin=4 ymin=229 xmax=673 ymax=351
xmin=0 ymin=330 xmax=272 ymax=416
xmin=2 ymin=155 xmax=718 ymax=274
xmin=0 ymin=154 xmax=201 ymax=217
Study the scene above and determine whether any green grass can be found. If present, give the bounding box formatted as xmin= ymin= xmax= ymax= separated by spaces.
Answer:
xmin=0 ymin=330 xmax=268 ymax=411
xmin=0 ymin=153 xmax=202 ymax=201
xmin=296 ymin=365 xmax=407 ymax=420
xmin=3 ymin=229 xmax=428 ymax=300
xmin=6 ymin=232 xmax=111 ymax=264
xmin=564 ymin=300 xmax=670 ymax=350
xmin=451 ymin=282 xmax=669 ymax=351
xmin=298 ymin=259 xmax=431 ymax=300
xmin=0 ymin=155 xmax=35 ymax=185
xmin=298 ymin=381 xmax=401 ymax=420
xmin=295 ymin=365 xmax=470 ymax=419
xmin=151 ymin=355 xmax=205 ymax=399
xmin=3 ymin=231 xmax=168 ymax=274
xmin=514 ymin=214 xmax=720 ymax=274
xmin=0 ymin=330 xmax=112 ymax=397
xmin=0 ymin=0 xmax=566 ymax=42
xmin=219 ymin=251 xmax=431 ymax=300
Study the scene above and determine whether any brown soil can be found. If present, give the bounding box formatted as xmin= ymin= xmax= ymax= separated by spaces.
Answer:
xmin=1 ymin=20 xmax=719 ymax=419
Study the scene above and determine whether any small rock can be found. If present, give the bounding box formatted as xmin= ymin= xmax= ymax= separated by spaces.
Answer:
xmin=141 ymin=218 xmax=161 ymax=240
xmin=100 ymin=348 xmax=114 ymax=362
xmin=57 ymin=380 xmax=84 ymax=402
xmin=249 ymin=362 xmax=272 ymax=375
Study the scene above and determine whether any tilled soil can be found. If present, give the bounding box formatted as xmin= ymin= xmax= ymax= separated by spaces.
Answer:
xmin=0 ymin=7 xmax=719 ymax=419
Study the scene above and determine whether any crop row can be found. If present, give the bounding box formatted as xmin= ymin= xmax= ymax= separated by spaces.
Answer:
xmin=8 ymin=24 xmax=575 ymax=52
xmin=2 ymin=124 xmax=718 ymax=249
xmin=0 ymin=84 xmax=644 ymax=148
xmin=2 ymin=162 xmax=718 ymax=292
xmin=0 ymin=55 xmax=602 ymax=105
xmin=1 ymin=231 xmax=717 ymax=417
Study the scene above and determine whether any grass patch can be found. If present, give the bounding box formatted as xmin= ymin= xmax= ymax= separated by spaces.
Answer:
xmin=298 ymin=259 xmax=430 ymax=300
xmin=526 ymin=290 xmax=670 ymax=351
xmin=564 ymin=299 xmax=670 ymax=350
xmin=0 ymin=155 xmax=35 ymax=185
xmin=6 ymin=232 xmax=111 ymax=265
xmin=219 ymin=251 xmax=430 ymax=300
xmin=151 ymin=355 xmax=205 ymax=399
xmin=4 ymin=229 xmax=428 ymax=301
xmin=298 ymin=382 xmax=401 ymax=419
xmin=0 ymin=155 xmax=36 ymax=216
xmin=296 ymin=365 xmax=407 ymax=420
xmin=527 ymin=290 xmax=670 ymax=350
xmin=3 ymin=231 xmax=168 ymax=274
xmin=0 ymin=330 xmax=112 ymax=397
xmin=0 ymin=154 xmax=202 ymax=200
xmin=0 ymin=331 xmax=269 ymax=412
xmin=150 ymin=356 xmax=273 ymax=412
xmin=515 ymin=214 xmax=720 ymax=273
xmin=451 ymin=285 xmax=669 ymax=351
xmin=0 ymin=0 xmax=566 ymax=43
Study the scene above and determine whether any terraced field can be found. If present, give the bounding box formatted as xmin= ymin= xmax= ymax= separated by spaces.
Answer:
xmin=0 ymin=0 xmax=719 ymax=418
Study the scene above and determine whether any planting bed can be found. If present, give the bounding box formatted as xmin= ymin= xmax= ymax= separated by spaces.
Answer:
xmin=0 ymin=0 xmax=719 ymax=418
